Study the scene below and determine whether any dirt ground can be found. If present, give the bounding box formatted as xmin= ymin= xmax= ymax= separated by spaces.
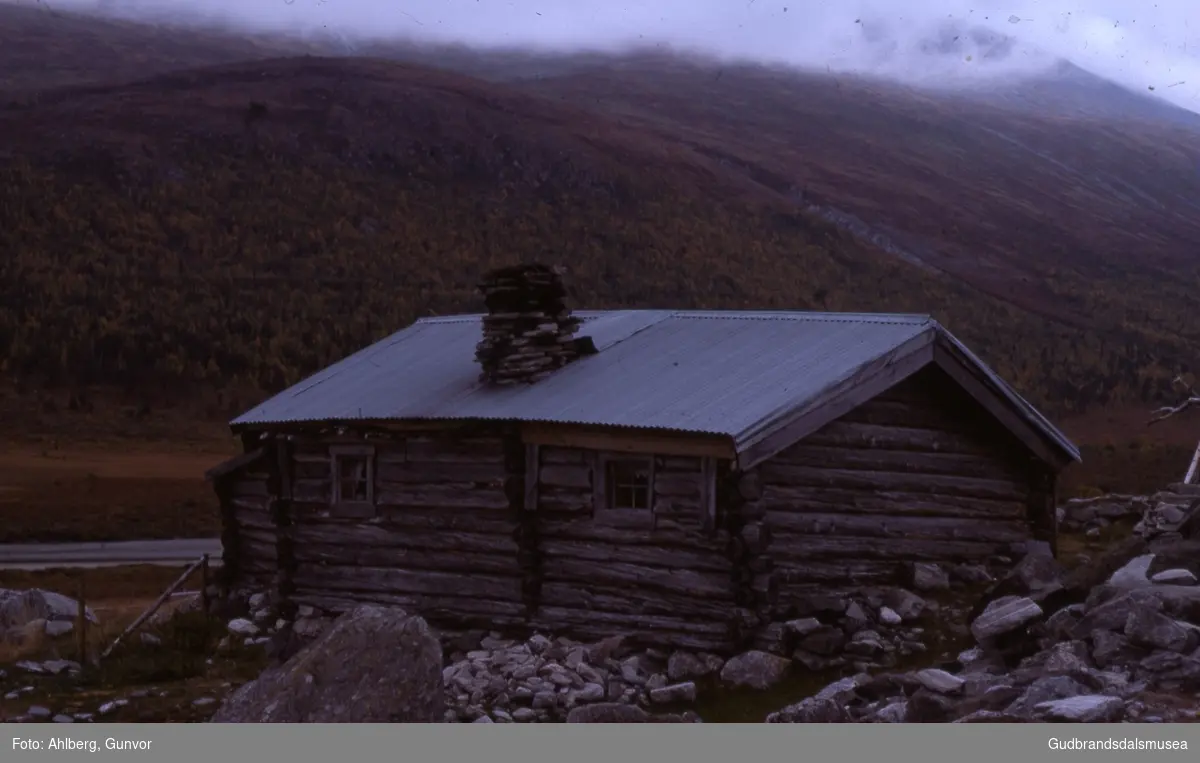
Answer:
xmin=0 ymin=443 xmax=233 ymax=543
xmin=0 ymin=564 xmax=267 ymax=723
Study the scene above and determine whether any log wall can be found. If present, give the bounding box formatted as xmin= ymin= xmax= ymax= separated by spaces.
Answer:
xmin=223 ymin=462 xmax=277 ymax=591
xmin=532 ymin=447 xmax=737 ymax=652
xmin=746 ymin=366 xmax=1040 ymax=616
xmin=284 ymin=430 xmax=528 ymax=630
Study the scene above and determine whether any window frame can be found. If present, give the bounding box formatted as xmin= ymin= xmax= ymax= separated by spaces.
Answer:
xmin=592 ymin=452 xmax=656 ymax=528
xmin=329 ymin=444 xmax=376 ymax=518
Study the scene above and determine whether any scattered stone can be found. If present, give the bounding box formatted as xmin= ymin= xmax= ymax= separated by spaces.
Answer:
xmin=226 ymin=618 xmax=259 ymax=637
xmin=719 ymin=650 xmax=792 ymax=691
xmin=43 ymin=620 xmax=74 ymax=638
xmin=1152 ymin=569 xmax=1197 ymax=586
xmin=1109 ymin=554 xmax=1155 ymax=589
xmin=28 ymin=706 xmax=52 ymax=720
xmin=915 ymin=669 xmax=965 ymax=695
xmin=878 ymin=607 xmax=902 ymax=626
xmin=971 ymin=596 xmax=1043 ymax=642
xmin=1034 ymin=695 xmax=1125 ymax=723
xmin=648 ymin=682 xmax=696 ymax=705
xmin=52 ymin=714 xmax=75 ymax=724
xmin=912 ymin=563 xmax=951 ymax=592
xmin=211 ymin=605 xmax=444 ymax=723
xmin=193 ymin=697 xmax=216 ymax=707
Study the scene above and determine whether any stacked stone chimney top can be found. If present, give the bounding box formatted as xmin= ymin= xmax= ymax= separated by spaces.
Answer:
xmin=474 ymin=264 xmax=585 ymax=385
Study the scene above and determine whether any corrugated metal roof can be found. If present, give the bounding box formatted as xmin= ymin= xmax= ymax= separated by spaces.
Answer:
xmin=230 ymin=309 xmax=1080 ymax=463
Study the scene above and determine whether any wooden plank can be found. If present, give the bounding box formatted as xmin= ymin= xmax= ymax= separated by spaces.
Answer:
xmin=532 ymin=606 xmax=731 ymax=636
xmin=933 ymin=344 xmax=1073 ymax=469
xmin=738 ymin=334 xmax=935 ymax=470
xmin=233 ymin=510 xmax=275 ymax=532
xmin=375 ymin=462 xmax=508 ymax=484
xmin=230 ymin=479 xmax=269 ymax=498
xmin=291 ymin=523 xmax=519 ymax=554
xmin=753 ymin=486 xmax=1027 ymax=519
xmin=538 ymin=487 xmax=593 ymax=513
xmin=768 ymin=534 xmax=1000 ymax=561
xmin=592 ymin=508 xmax=656 ymax=529
xmin=291 ymin=565 xmax=523 ymax=600
xmin=838 ymin=398 xmax=985 ymax=435
xmin=293 ymin=545 xmax=521 ymax=574
xmin=543 ymin=558 xmax=734 ymax=598
xmin=539 ymin=464 xmax=593 ymax=490
xmin=700 ymin=457 xmax=717 ymax=532
xmin=522 ymin=422 xmax=735 ymax=459
xmin=205 ymin=448 xmax=266 ymax=481
xmin=765 ymin=511 xmax=1030 ymax=544
xmin=538 ymin=517 xmax=726 ymax=550
xmin=375 ymin=484 xmax=510 ymax=510
xmin=541 ymin=447 xmax=586 ymax=465
xmin=524 ymin=444 xmax=540 ymax=512
xmin=538 ymin=582 xmax=734 ymax=619
xmin=770 ymin=443 xmax=1024 ymax=480
xmin=405 ymin=437 xmax=506 ymax=464
xmin=758 ymin=464 xmax=1028 ymax=501
xmin=654 ymin=472 xmax=703 ymax=498
xmin=538 ymin=538 xmax=732 ymax=572
xmin=800 ymin=420 xmax=998 ymax=455
xmin=291 ymin=591 xmax=528 ymax=620
xmin=292 ymin=478 xmax=331 ymax=504
xmin=774 ymin=561 xmax=901 ymax=587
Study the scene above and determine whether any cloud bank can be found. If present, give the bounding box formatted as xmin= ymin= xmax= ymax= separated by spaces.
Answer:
xmin=23 ymin=0 xmax=1200 ymax=112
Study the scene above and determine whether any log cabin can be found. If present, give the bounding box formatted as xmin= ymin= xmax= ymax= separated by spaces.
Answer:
xmin=207 ymin=273 xmax=1080 ymax=654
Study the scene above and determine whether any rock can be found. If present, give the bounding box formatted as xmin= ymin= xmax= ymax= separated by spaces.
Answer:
xmin=951 ymin=564 xmax=994 ymax=585
xmin=882 ymin=589 xmax=926 ymax=621
xmin=575 ymin=683 xmax=605 ymax=702
xmin=719 ymin=650 xmax=792 ymax=690
xmin=783 ymin=617 xmax=822 ymax=636
xmin=790 ymin=593 xmax=848 ymax=616
xmin=666 ymin=651 xmax=713 ymax=682
xmin=1124 ymin=610 xmax=1197 ymax=653
xmin=0 ymin=588 xmax=99 ymax=630
xmin=43 ymin=620 xmax=74 ymax=638
xmin=210 ymin=605 xmax=444 ymax=722
xmin=193 ymin=697 xmax=216 ymax=707
xmin=512 ymin=708 xmax=536 ymax=722
xmin=226 ymin=618 xmax=259 ymax=637
xmin=140 ymin=632 xmax=162 ymax=647
xmin=878 ymin=607 xmax=902 ymax=626
xmin=844 ymin=630 xmax=885 ymax=657
xmin=1006 ymin=675 xmax=1090 ymax=718
xmin=42 ymin=659 xmax=78 ymax=675
xmin=648 ymin=682 xmax=697 ymax=705
xmin=1152 ymin=569 xmax=1197 ymax=585
xmin=52 ymin=714 xmax=74 ymax=724
xmin=912 ymin=563 xmax=951 ymax=592
xmin=15 ymin=660 xmax=45 ymax=674
xmin=915 ymin=669 xmax=965 ymax=695
xmin=566 ymin=703 xmax=653 ymax=723
xmin=873 ymin=701 xmax=908 ymax=723
xmin=1109 ymin=554 xmax=1156 ymax=589
xmin=28 ymin=706 xmax=51 ymax=719
xmin=797 ymin=626 xmax=845 ymax=655
xmin=1040 ymin=641 xmax=1091 ymax=674
xmin=248 ymin=593 xmax=267 ymax=609
xmin=766 ymin=697 xmax=849 ymax=723
xmin=1004 ymin=551 xmax=1066 ymax=597
xmin=905 ymin=688 xmax=957 ymax=722
xmin=1034 ymin=695 xmax=1124 ymax=722
xmin=971 ymin=596 xmax=1043 ymax=642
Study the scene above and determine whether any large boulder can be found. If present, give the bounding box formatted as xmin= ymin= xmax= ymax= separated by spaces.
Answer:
xmin=0 ymin=588 xmax=98 ymax=631
xmin=210 ymin=605 xmax=444 ymax=723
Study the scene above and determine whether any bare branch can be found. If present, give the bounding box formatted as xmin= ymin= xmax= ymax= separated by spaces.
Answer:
xmin=1148 ymin=374 xmax=1200 ymax=424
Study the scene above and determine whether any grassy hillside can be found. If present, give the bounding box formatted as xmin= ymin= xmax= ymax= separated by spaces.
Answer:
xmin=3 ymin=5 xmax=1200 ymax=497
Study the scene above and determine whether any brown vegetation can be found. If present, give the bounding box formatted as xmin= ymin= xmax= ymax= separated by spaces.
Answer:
xmin=1 ymin=4 xmax=1200 ymax=511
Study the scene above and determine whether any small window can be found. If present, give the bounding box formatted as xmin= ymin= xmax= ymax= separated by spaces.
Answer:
xmin=605 ymin=458 xmax=652 ymax=510
xmin=330 ymin=446 xmax=375 ymax=515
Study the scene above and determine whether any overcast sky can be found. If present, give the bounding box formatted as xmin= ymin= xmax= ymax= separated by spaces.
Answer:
xmin=37 ymin=0 xmax=1200 ymax=112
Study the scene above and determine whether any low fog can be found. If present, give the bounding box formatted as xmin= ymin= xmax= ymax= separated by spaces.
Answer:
xmin=16 ymin=0 xmax=1200 ymax=113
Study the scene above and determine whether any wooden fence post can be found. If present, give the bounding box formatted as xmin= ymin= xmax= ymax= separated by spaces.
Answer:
xmin=200 ymin=554 xmax=210 ymax=615
xmin=76 ymin=573 xmax=88 ymax=668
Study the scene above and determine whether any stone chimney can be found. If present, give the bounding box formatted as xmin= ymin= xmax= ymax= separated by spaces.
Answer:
xmin=474 ymin=264 xmax=588 ymax=385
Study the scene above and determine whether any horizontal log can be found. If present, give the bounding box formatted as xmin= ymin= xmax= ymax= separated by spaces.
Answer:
xmin=532 ymin=607 xmax=731 ymax=637
xmin=659 ymin=456 xmax=702 ymax=472
xmin=538 ymin=538 xmax=731 ymax=572
xmin=759 ymin=464 xmax=1027 ymax=501
xmin=539 ymin=518 xmax=726 ymax=550
xmin=233 ymin=510 xmax=275 ymax=532
xmin=376 ymin=461 xmax=509 ymax=485
xmin=593 ymin=508 xmax=655 ymax=530
xmin=293 ymin=478 xmax=331 ymax=504
xmin=765 ymin=511 xmax=1030 ymax=544
xmin=538 ymin=582 xmax=735 ymax=620
xmin=238 ymin=526 xmax=278 ymax=547
xmin=752 ymin=486 xmax=1027 ymax=519
xmin=293 ymin=544 xmax=521 ymax=574
xmin=538 ymin=486 xmax=592 ymax=513
xmin=654 ymin=473 xmax=704 ymax=498
xmin=540 ymin=447 xmax=586 ymax=465
xmin=376 ymin=484 xmax=509 ymax=510
xmin=773 ymin=561 xmax=901 ymax=588
xmin=375 ymin=510 xmax=518 ymax=536
xmin=291 ymin=565 xmax=523 ymax=601
xmin=802 ymin=421 xmax=999 ymax=456
xmin=770 ymin=444 xmax=1025 ymax=481
xmin=292 ymin=460 xmax=330 ymax=480
xmin=767 ymin=534 xmax=1000 ymax=562
xmin=838 ymin=398 xmax=990 ymax=435
xmin=539 ymin=464 xmax=593 ymax=490
xmin=230 ymin=496 xmax=270 ymax=513
xmin=292 ymin=523 xmax=518 ymax=553
xmin=405 ymin=437 xmax=505 ymax=464
xmin=654 ymin=497 xmax=702 ymax=517
xmin=230 ymin=479 xmax=269 ymax=498
xmin=291 ymin=591 xmax=528 ymax=620
xmin=543 ymin=558 xmax=734 ymax=598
